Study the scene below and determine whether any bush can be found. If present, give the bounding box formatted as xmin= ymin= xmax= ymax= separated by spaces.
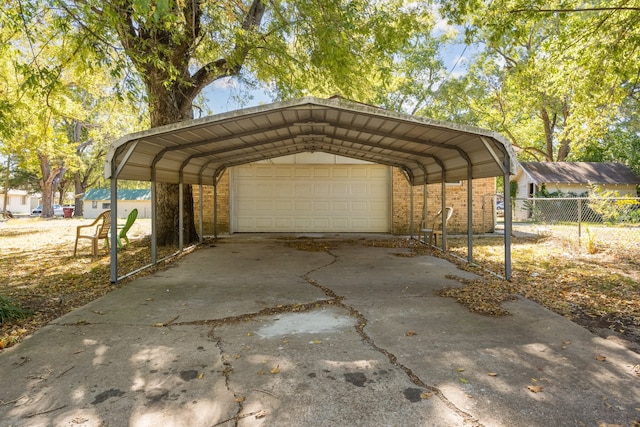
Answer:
xmin=0 ymin=296 xmax=30 ymax=324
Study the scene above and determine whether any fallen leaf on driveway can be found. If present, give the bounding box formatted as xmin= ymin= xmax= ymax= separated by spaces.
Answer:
xmin=487 ymin=372 xmax=498 ymax=377
xmin=405 ymin=330 xmax=417 ymax=336
xmin=255 ymin=410 xmax=267 ymax=419
xmin=595 ymin=354 xmax=607 ymax=362
xmin=527 ymin=385 xmax=543 ymax=393
xmin=420 ymin=391 xmax=434 ymax=399
xmin=270 ymin=365 xmax=281 ymax=374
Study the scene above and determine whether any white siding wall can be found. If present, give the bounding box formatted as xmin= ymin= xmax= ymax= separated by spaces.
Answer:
xmin=83 ymin=200 xmax=151 ymax=219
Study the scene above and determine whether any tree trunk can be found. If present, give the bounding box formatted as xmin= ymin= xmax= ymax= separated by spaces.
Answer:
xmin=38 ymin=152 xmax=64 ymax=218
xmin=2 ymin=155 xmax=9 ymax=215
xmin=73 ymin=172 xmax=84 ymax=217
xmin=149 ymin=85 xmax=198 ymax=246
xmin=540 ymin=107 xmax=555 ymax=162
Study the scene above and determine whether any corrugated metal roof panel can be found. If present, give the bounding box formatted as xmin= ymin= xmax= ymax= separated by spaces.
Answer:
xmin=105 ymin=97 xmax=517 ymax=185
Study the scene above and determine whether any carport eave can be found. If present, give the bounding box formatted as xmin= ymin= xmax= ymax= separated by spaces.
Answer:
xmin=105 ymin=96 xmax=516 ymax=185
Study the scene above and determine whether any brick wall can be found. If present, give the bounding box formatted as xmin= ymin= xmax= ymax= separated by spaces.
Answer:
xmin=192 ymin=170 xmax=230 ymax=235
xmin=193 ymin=166 xmax=496 ymax=236
xmin=391 ymin=168 xmax=497 ymax=235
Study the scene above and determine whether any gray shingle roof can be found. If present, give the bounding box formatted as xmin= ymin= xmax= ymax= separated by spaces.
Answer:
xmin=520 ymin=162 xmax=640 ymax=185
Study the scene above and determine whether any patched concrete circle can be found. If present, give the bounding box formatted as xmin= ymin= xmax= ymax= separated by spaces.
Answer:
xmin=256 ymin=309 xmax=354 ymax=337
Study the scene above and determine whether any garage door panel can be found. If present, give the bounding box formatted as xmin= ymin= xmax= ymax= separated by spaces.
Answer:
xmin=314 ymin=201 xmax=330 ymax=211
xmin=332 ymin=168 xmax=349 ymax=178
xmin=351 ymin=168 xmax=368 ymax=178
xmin=233 ymin=164 xmax=389 ymax=232
xmin=275 ymin=201 xmax=292 ymax=211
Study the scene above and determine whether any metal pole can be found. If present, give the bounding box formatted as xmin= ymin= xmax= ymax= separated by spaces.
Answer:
xmin=410 ymin=184 xmax=414 ymax=238
xmin=179 ymin=176 xmax=184 ymax=252
xmin=109 ymin=177 xmax=118 ymax=283
xmin=441 ymin=170 xmax=447 ymax=250
xmin=577 ymin=198 xmax=582 ymax=241
xmin=214 ymin=179 xmax=218 ymax=238
xmin=503 ymin=168 xmax=512 ymax=280
xmin=467 ymin=168 xmax=473 ymax=264
xmin=151 ymin=173 xmax=157 ymax=264
xmin=198 ymin=181 xmax=204 ymax=244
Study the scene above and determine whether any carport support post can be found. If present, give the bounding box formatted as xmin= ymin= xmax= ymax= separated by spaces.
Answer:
xmin=151 ymin=173 xmax=157 ymax=264
xmin=213 ymin=180 xmax=218 ymax=238
xmin=198 ymin=181 xmax=203 ymax=244
xmin=179 ymin=175 xmax=184 ymax=251
xmin=409 ymin=185 xmax=414 ymax=238
xmin=441 ymin=173 xmax=447 ymax=250
xmin=109 ymin=178 xmax=118 ymax=283
xmin=423 ymin=184 xmax=427 ymax=236
xmin=503 ymin=168 xmax=512 ymax=279
xmin=467 ymin=168 xmax=473 ymax=264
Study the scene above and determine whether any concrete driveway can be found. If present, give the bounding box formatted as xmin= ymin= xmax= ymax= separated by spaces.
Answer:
xmin=1 ymin=235 xmax=638 ymax=427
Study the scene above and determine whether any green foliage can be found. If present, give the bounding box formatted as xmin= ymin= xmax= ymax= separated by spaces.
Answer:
xmin=0 ymin=296 xmax=30 ymax=324
xmin=432 ymin=0 xmax=639 ymax=165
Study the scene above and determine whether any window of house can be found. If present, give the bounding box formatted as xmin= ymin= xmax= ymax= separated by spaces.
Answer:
xmin=92 ymin=201 xmax=98 ymax=209
xmin=102 ymin=203 xmax=110 ymax=209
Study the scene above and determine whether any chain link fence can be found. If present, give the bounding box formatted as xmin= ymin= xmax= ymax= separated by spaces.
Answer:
xmin=511 ymin=197 xmax=640 ymax=254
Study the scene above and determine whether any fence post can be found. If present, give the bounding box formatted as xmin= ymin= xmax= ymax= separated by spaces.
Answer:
xmin=577 ymin=198 xmax=582 ymax=242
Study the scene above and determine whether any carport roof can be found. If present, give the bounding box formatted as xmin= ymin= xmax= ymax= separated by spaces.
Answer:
xmin=105 ymin=96 xmax=517 ymax=185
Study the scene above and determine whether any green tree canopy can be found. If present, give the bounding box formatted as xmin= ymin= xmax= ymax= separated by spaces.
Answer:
xmin=433 ymin=0 xmax=640 ymax=163
xmin=47 ymin=0 xmax=438 ymax=244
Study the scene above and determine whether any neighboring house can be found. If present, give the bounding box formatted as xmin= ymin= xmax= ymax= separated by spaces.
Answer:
xmin=0 ymin=190 xmax=40 ymax=215
xmin=193 ymin=152 xmax=498 ymax=235
xmin=511 ymin=162 xmax=640 ymax=220
xmin=83 ymin=188 xmax=151 ymax=219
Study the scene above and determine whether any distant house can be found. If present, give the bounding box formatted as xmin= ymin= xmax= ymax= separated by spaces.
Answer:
xmin=0 ymin=189 xmax=40 ymax=215
xmin=511 ymin=162 xmax=640 ymax=220
xmin=83 ymin=188 xmax=151 ymax=219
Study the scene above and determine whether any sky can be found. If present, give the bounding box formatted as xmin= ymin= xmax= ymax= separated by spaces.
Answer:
xmin=202 ymin=10 xmax=475 ymax=116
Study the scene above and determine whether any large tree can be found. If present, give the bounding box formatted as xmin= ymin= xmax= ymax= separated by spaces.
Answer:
xmin=1 ymin=4 xmax=144 ymax=217
xmin=433 ymin=0 xmax=640 ymax=162
xmin=51 ymin=0 xmax=433 ymax=245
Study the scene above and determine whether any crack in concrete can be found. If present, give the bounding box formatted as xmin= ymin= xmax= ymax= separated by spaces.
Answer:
xmin=302 ymin=248 xmax=485 ymax=427
xmin=210 ymin=330 xmax=243 ymax=427
xmin=57 ymin=240 xmax=483 ymax=425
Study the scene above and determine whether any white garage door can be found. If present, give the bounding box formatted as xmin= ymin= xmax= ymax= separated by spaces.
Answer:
xmin=232 ymin=164 xmax=390 ymax=232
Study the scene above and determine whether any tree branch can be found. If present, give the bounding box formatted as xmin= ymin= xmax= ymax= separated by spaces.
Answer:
xmin=510 ymin=7 xmax=640 ymax=14
xmin=185 ymin=0 xmax=266 ymax=99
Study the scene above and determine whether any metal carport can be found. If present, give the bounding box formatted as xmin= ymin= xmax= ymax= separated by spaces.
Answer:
xmin=105 ymin=96 xmax=517 ymax=282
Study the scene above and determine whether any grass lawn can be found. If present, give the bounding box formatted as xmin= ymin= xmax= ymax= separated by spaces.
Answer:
xmin=1 ymin=218 xmax=639 ymax=353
